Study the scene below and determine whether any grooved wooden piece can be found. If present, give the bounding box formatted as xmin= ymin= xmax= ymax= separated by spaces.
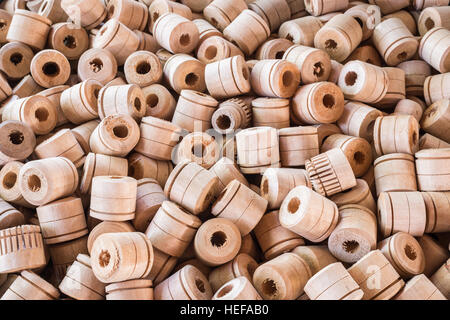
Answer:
xmin=0 ymin=120 xmax=35 ymax=165
xmin=61 ymin=0 xmax=106 ymax=30
xmin=149 ymin=0 xmax=193 ymax=32
xmin=163 ymin=54 xmax=206 ymax=94
xmin=278 ymin=126 xmax=319 ymax=167
xmin=394 ymin=274 xmax=446 ymax=300
xmin=98 ymin=84 xmax=145 ymax=121
xmin=417 ymin=235 xmax=449 ymax=277
xmin=106 ymin=0 xmax=148 ymax=31
xmin=415 ymin=148 xmax=450 ymax=191
xmin=430 ymin=258 xmax=450 ymax=299
xmin=106 ymin=279 xmax=153 ymax=300
xmin=209 ymin=157 xmax=248 ymax=194
xmin=418 ymin=6 xmax=450 ymax=36
xmin=279 ymin=16 xmax=322 ymax=47
xmin=1 ymin=270 xmax=59 ymax=300
xmin=252 ymin=98 xmax=290 ymax=129
xmin=419 ymin=27 xmax=450 ymax=73
xmin=374 ymin=153 xmax=417 ymax=196
xmin=175 ymin=132 xmax=219 ymax=169
xmin=87 ymin=221 xmax=135 ymax=254
xmin=128 ymin=152 xmax=173 ymax=187
xmin=291 ymin=245 xmax=337 ymax=276
xmin=78 ymin=48 xmax=118 ymax=85
xmin=6 ymin=9 xmax=51 ymax=50
xmin=203 ymin=0 xmax=248 ymax=31
xmin=213 ymin=276 xmax=262 ymax=300
xmin=0 ymin=162 xmax=33 ymax=208
xmin=133 ymin=178 xmax=166 ymax=232
xmin=398 ymin=60 xmax=431 ymax=96
xmin=330 ymin=179 xmax=376 ymax=214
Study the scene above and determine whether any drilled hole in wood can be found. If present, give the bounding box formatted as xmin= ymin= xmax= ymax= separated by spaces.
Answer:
xmin=10 ymin=53 xmax=23 ymax=66
xmin=42 ymin=62 xmax=60 ymax=77
xmin=397 ymin=51 xmax=407 ymax=61
xmin=210 ymin=231 xmax=227 ymax=247
xmin=89 ymin=59 xmax=103 ymax=73
xmin=195 ymin=279 xmax=206 ymax=293
xmin=191 ymin=142 xmax=205 ymax=158
xmin=313 ymin=62 xmax=324 ymax=77
xmin=425 ymin=18 xmax=435 ymax=31
xmin=323 ymin=94 xmax=335 ymax=108
xmin=3 ymin=172 xmax=17 ymax=190
xmin=113 ymin=125 xmax=128 ymax=138
xmin=342 ymin=240 xmax=359 ymax=253
xmin=217 ymin=284 xmax=233 ymax=298
xmin=325 ymin=39 xmax=337 ymax=50
xmin=353 ymin=151 xmax=365 ymax=164
xmin=275 ymin=51 xmax=285 ymax=59
xmin=146 ymin=94 xmax=159 ymax=108
xmin=404 ymin=244 xmax=417 ymax=260
xmin=261 ymin=178 xmax=269 ymax=196
xmin=285 ymin=33 xmax=294 ymax=42
xmin=153 ymin=12 xmax=159 ymax=23
xmin=262 ymin=279 xmax=277 ymax=296
xmin=99 ymin=250 xmax=111 ymax=267
xmin=288 ymin=197 xmax=300 ymax=214
xmin=216 ymin=114 xmax=231 ymax=130
xmin=180 ymin=34 xmax=190 ymax=46
xmin=134 ymin=97 xmax=142 ymax=111
xmin=0 ymin=19 xmax=7 ymax=30
xmin=35 ymin=108 xmax=49 ymax=122
xmin=63 ymin=35 xmax=77 ymax=49
xmin=136 ymin=61 xmax=151 ymax=74
xmin=9 ymin=131 xmax=24 ymax=145
xmin=282 ymin=71 xmax=294 ymax=87
xmin=345 ymin=71 xmax=357 ymax=86
xmin=28 ymin=174 xmax=41 ymax=192
xmin=355 ymin=17 xmax=363 ymax=28
xmin=185 ymin=73 xmax=198 ymax=86
xmin=205 ymin=46 xmax=218 ymax=60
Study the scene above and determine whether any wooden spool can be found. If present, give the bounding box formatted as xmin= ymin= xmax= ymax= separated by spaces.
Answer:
xmin=292 ymin=81 xmax=345 ymax=125
xmin=78 ymin=48 xmax=118 ymax=85
xmin=345 ymin=4 xmax=380 ymax=41
xmin=291 ymin=245 xmax=337 ymax=275
xmin=12 ymin=75 xmax=42 ymax=98
xmin=415 ymin=148 xmax=450 ymax=191
xmin=253 ymin=210 xmax=305 ymax=260
xmin=47 ymin=22 xmax=89 ymax=60
xmin=346 ymin=45 xmax=383 ymax=67
xmin=90 ymin=176 xmax=137 ymax=221
xmin=373 ymin=18 xmax=419 ymax=66
xmin=374 ymin=154 xmax=417 ymax=196
xmin=213 ymin=276 xmax=262 ymax=300
xmin=279 ymin=16 xmax=322 ymax=47
xmin=421 ymin=99 xmax=450 ymax=144
xmin=248 ymin=0 xmax=291 ymax=33
xmin=378 ymin=232 xmax=425 ymax=279
xmin=279 ymin=185 xmax=339 ymax=242
xmin=430 ymin=258 xmax=450 ymax=299
xmin=348 ymin=250 xmax=404 ymax=300
xmin=124 ymin=51 xmax=162 ymax=88
xmin=89 ymin=114 xmax=140 ymax=157
xmin=397 ymin=60 xmax=431 ymax=97
xmin=147 ymin=247 xmax=178 ymax=286
xmin=373 ymin=115 xmax=419 ymax=157
xmin=394 ymin=99 xmax=424 ymax=122
xmin=0 ymin=225 xmax=46 ymax=273
xmin=6 ymin=9 xmax=51 ymax=50
xmin=304 ymin=262 xmax=363 ymax=300
xmin=376 ymin=67 xmax=406 ymax=108
xmin=283 ymin=45 xmax=330 ymax=84
xmin=71 ymin=120 xmax=100 ymax=154
xmin=98 ymin=84 xmax=145 ymax=121
xmin=418 ymin=235 xmax=449 ymax=276
xmin=0 ymin=198 xmax=25 ymax=230
xmin=106 ymin=0 xmax=148 ymax=31
xmin=253 ymin=252 xmax=311 ymax=300
xmin=87 ymin=221 xmax=135 ymax=254
xmin=330 ymin=179 xmax=376 ymax=213
xmin=38 ymin=85 xmax=69 ymax=127
xmin=148 ymin=0 xmax=192 ymax=32
xmin=338 ymin=60 xmax=388 ymax=104
xmin=163 ymin=54 xmax=206 ymax=94
xmin=19 ymin=157 xmax=78 ymax=206
xmin=134 ymin=30 xmax=159 ymax=53
xmin=59 ymin=254 xmax=106 ymax=300
xmin=175 ymin=132 xmax=219 ymax=169
xmin=424 ymin=74 xmax=450 ymax=106
xmin=328 ymin=204 xmax=377 ymax=263
xmin=91 ymin=232 xmax=153 ymax=283
xmin=0 ymin=42 xmax=33 ymax=80
xmin=305 ymin=148 xmax=357 ymax=196
xmin=30 ymin=49 xmax=70 ymax=88
xmin=252 ymin=98 xmax=290 ymax=129
xmin=93 ymin=19 xmax=139 ymax=66
xmin=235 ymin=127 xmax=280 ymax=174
xmin=128 ymin=152 xmax=173 ymax=187
xmin=203 ymin=0 xmax=247 ymax=31
xmin=61 ymin=0 xmax=106 ymax=30
xmin=209 ymin=156 xmax=248 ymax=194
xmin=0 ymin=162 xmax=33 ymax=208
xmin=154 ymin=264 xmax=213 ymax=300
xmin=413 ymin=0 xmax=449 ymax=10
xmin=314 ymin=14 xmax=362 ymax=62
xmin=172 ymin=90 xmax=218 ymax=132
xmin=328 ymin=60 xmax=343 ymax=84
xmin=278 ymin=126 xmax=319 ymax=167
xmin=197 ymin=36 xmax=243 ymax=65
xmin=106 ymin=279 xmax=153 ymax=300
xmin=194 ymin=218 xmax=241 ymax=267
xmin=256 ymin=38 xmax=293 ymax=61
xmin=145 ymin=200 xmax=201 ymax=257
xmin=422 ymin=191 xmax=450 ymax=233
xmin=305 ymin=0 xmax=349 ymax=16
xmin=420 ymin=27 xmax=450 ymax=73
xmin=193 ymin=19 xmax=222 ymax=49
xmin=38 ymin=0 xmax=68 ymax=24
xmin=0 ymin=120 xmax=35 ymax=165
xmin=50 ymin=236 xmax=89 ymax=283
xmin=420 ymin=133 xmax=450 ymax=150
xmin=211 ymin=98 xmax=250 ymax=134
xmin=1 ymin=270 xmax=59 ymax=300
xmin=142 ymin=84 xmax=175 ymax=120
xmin=164 ymin=160 xmax=218 ymax=215
xmin=418 ymin=6 xmax=450 ymax=36
xmin=382 ymin=10 xmax=417 ymax=35
xmin=396 ymin=274 xmax=447 ymax=300
xmin=133 ymin=178 xmax=166 ymax=232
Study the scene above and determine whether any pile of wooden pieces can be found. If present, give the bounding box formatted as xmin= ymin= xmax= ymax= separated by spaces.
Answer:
xmin=0 ymin=0 xmax=449 ymax=301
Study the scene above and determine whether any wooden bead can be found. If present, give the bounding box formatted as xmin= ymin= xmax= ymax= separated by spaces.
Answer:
xmin=30 ymin=49 xmax=70 ymax=88
xmin=348 ymin=250 xmax=404 ymax=300
xmin=90 ymin=176 xmax=137 ymax=221
xmin=93 ymin=19 xmax=139 ymax=66
xmin=314 ymin=14 xmax=362 ymax=62
xmin=292 ymin=81 xmax=344 ymax=125
xmin=291 ymin=245 xmax=337 ymax=275
xmin=209 ymin=157 xmax=247 ymax=195
xmin=19 ymin=157 xmax=78 ymax=206
xmin=394 ymin=274 xmax=446 ymax=300
xmin=376 ymin=67 xmax=406 ymax=108
xmin=194 ymin=218 xmax=241 ymax=267
xmin=1 ymin=270 xmax=59 ymax=300
xmin=378 ymin=232 xmax=425 ymax=279
xmin=305 ymin=148 xmax=357 ymax=196
xmin=394 ymin=99 xmax=423 ymax=122
xmin=418 ymin=6 xmax=450 ymax=36
xmin=338 ymin=60 xmax=388 ymax=104
xmin=213 ymin=276 xmax=261 ymax=300
xmin=192 ymin=19 xmax=222 ymax=48
xmin=0 ymin=120 xmax=35 ymax=165
xmin=0 ymin=42 xmax=33 ymax=80
xmin=142 ymin=84 xmax=175 ymax=120
xmin=87 ymin=221 xmax=135 ymax=253
xmin=61 ymin=0 xmax=106 ymax=30
xmin=89 ymin=114 xmax=140 ymax=157
xmin=279 ymin=185 xmax=339 ymax=242
xmin=328 ymin=204 xmax=377 ymax=263
xmin=78 ymin=48 xmax=118 ymax=85
xmin=133 ymin=178 xmax=166 ymax=232
xmin=424 ymin=73 xmax=450 ymax=106
xmin=203 ymin=0 xmax=247 ymax=31
xmin=430 ymin=258 xmax=450 ymax=299
xmin=256 ymin=39 xmax=293 ymax=61
xmin=147 ymin=247 xmax=178 ymax=285
xmin=71 ymin=120 xmax=100 ymax=154
xmin=164 ymin=160 xmax=219 ymax=214
xmin=91 ymin=232 xmax=153 ymax=283
xmin=421 ymin=99 xmax=450 ymax=144
xmin=253 ymin=210 xmax=305 ymax=260
xmin=154 ymin=264 xmax=213 ymax=300
xmin=278 ymin=126 xmax=319 ymax=167
xmin=368 ymin=0 xmax=409 ymax=15
xmin=248 ymin=0 xmax=291 ymax=32
xmin=279 ymin=16 xmax=322 ymax=47
xmin=106 ymin=0 xmax=147 ymax=31
xmin=413 ymin=0 xmax=449 ymax=10
xmin=98 ymin=84 xmax=145 ymax=121
xmin=253 ymin=252 xmax=311 ymax=300
xmin=148 ymin=0 xmax=192 ymax=32
xmin=422 ymin=192 xmax=450 ymax=233
xmin=373 ymin=115 xmax=419 ymax=157
xmin=305 ymin=0 xmax=349 ymax=16
xmin=283 ymin=45 xmax=330 ymax=84
xmin=420 ymin=133 xmax=450 ymax=150
xmin=397 ymin=60 xmax=431 ymax=97
xmin=260 ymin=168 xmax=311 ymax=210
xmin=0 ymin=162 xmax=33 ymax=208
xmin=235 ymin=127 xmax=280 ymax=174
xmin=6 ymin=9 xmax=51 ymax=50
xmin=0 ymin=225 xmax=46 ymax=273
xmin=418 ymin=235 xmax=449 ymax=276
xmin=197 ymin=36 xmax=243 ymax=65
xmin=330 ymin=179 xmax=376 ymax=213
xmin=304 ymin=262 xmax=363 ymax=300
xmin=419 ymin=27 xmax=450 ymax=74
xmin=211 ymin=99 xmax=251 ymax=135
xmin=106 ymin=279 xmax=153 ymax=300
xmin=59 ymin=254 xmax=106 ymax=300
xmin=128 ymin=152 xmax=173 ymax=187
xmin=205 ymin=55 xmax=251 ymax=99
xmin=251 ymin=98 xmax=290 ymax=129
xmin=124 ymin=51 xmax=162 ymax=88
xmin=175 ymin=132 xmax=219 ymax=169
xmin=374 ymin=154 xmax=417 ymax=196
xmin=145 ymin=200 xmax=201 ymax=257
xmin=345 ymin=4 xmax=380 ymax=41
xmin=47 ymin=22 xmax=88 ymax=61
xmin=223 ymin=9 xmax=270 ymax=56
xmin=12 ymin=75 xmax=42 ymax=98
xmin=163 ymin=54 xmax=206 ymax=94
xmin=415 ymin=148 xmax=450 ymax=191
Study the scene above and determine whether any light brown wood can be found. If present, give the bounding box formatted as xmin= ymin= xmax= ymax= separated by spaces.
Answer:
xmin=291 ymin=245 xmax=337 ymax=276
xmin=47 ymin=22 xmax=89 ymax=60
xmin=213 ymin=276 xmax=262 ymax=300
xmin=98 ymin=84 xmax=145 ymax=121
xmin=376 ymin=67 xmax=406 ymax=108
xmin=147 ymin=247 xmax=178 ymax=286
xmin=430 ymin=258 xmax=450 ymax=299
xmin=0 ymin=120 xmax=35 ymax=166
xmin=163 ymin=54 xmax=206 ymax=94
xmin=374 ymin=154 xmax=417 ymax=196
xmin=314 ymin=123 xmax=342 ymax=146
xmin=128 ymin=152 xmax=173 ymax=187
xmin=330 ymin=179 xmax=376 ymax=213
xmin=0 ymin=162 xmax=33 ymax=208
xmin=424 ymin=74 xmax=450 ymax=106
xmin=420 ymin=134 xmax=450 ymax=150
xmin=0 ymin=73 xmax=12 ymax=103
xmin=0 ymin=9 xmax=11 ymax=44
xmin=197 ymin=36 xmax=243 ymax=65
xmin=6 ymin=9 xmax=51 ymax=50
xmin=38 ymin=85 xmax=69 ymax=127
xmin=106 ymin=0 xmax=148 ymax=31
xmin=419 ymin=27 xmax=450 ymax=73
xmin=87 ymin=221 xmax=135 ymax=254
xmin=394 ymin=99 xmax=424 ymax=122
xmin=328 ymin=60 xmax=343 ymax=84
xmin=398 ymin=60 xmax=432 ymax=97
xmin=133 ymin=178 xmax=166 ymax=232
xmin=203 ymin=0 xmax=247 ymax=31
xmin=345 ymin=45 xmax=383 ymax=67
xmin=305 ymin=0 xmax=349 ymax=16
xmin=279 ymin=16 xmax=322 ymax=47
xmin=124 ymin=51 xmax=162 ymax=88
xmin=0 ymin=42 xmax=33 ymax=80
xmin=252 ymin=98 xmax=290 ymax=129
xmin=256 ymin=38 xmax=293 ymax=61
xmin=394 ymin=274 xmax=446 ymax=300
xmin=418 ymin=6 xmax=450 ymax=36
xmin=1 ymin=270 xmax=59 ymax=300
xmin=422 ymin=191 xmax=450 ymax=233
xmin=106 ymin=279 xmax=153 ymax=300
xmin=30 ymin=49 xmax=70 ymax=88
xmin=418 ymin=235 xmax=449 ymax=277
xmin=382 ymin=10 xmax=417 ymax=35
xmin=134 ymin=30 xmax=160 ymax=53
xmin=415 ymin=149 xmax=449 ymax=192
xmin=209 ymin=156 xmax=248 ymax=194
xmin=71 ymin=120 xmax=100 ymax=154
xmin=337 ymin=101 xmax=382 ymax=142
xmin=61 ymin=0 xmax=106 ymax=30
xmin=345 ymin=4 xmax=380 ymax=41
xmin=142 ymin=84 xmax=175 ymax=120
xmin=175 ymin=132 xmax=219 ymax=169
xmin=12 ymin=75 xmax=42 ymax=98
xmin=413 ymin=0 xmax=449 ymax=11
xmin=421 ymin=99 xmax=450 ymax=144
xmin=0 ymin=198 xmax=25 ymax=230
xmin=278 ymin=126 xmax=319 ymax=167
xmin=78 ymin=48 xmax=118 ymax=85
xmin=149 ymin=0 xmax=193 ymax=32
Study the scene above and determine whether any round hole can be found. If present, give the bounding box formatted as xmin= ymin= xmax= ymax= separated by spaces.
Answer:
xmin=313 ymin=62 xmax=324 ymax=77
xmin=287 ymin=197 xmax=300 ymax=214
xmin=345 ymin=71 xmax=357 ymax=86
xmin=261 ymin=178 xmax=269 ymax=196
xmin=397 ymin=51 xmax=407 ymax=61
xmin=134 ymin=97 xmax=141 ymax=111
xmin=325 ymin=39 xmax=337 ymax=49
xmin=216 ymin=284 xmax=233 ymax=298
xmin=180 ymin=34 xmax=190 ymax=46
xmin=10 ymin=53 xmax=23 ymax=66
xmin=113 ymin=125 xmax=128 ymax=138
xmin=216 ymin=114 xmax=231 ymax=130
xmin=404 ymin=244 xmax=417 ymax=260
xmin=285 ymin=33 xmax=294 ymax=42
xmin=98 ymin=250 xmax=111 ymax=267
xmin=210 ymin=231 xmax=227 ymax=247
xmin=322 ymin=94 xmax=335 ymax=108
xmin=353 ymin=151 xmax=365 ymax=164
xmin=93 ymin=88 xmax=99 ymax=99
xmin=42 ymin=62 xmax=60 ymax=77
xmin=342 ymin=240 xmax=359 ymax=253
xmin=191 ymin=142 xmax=205 ymax=158
xmin=146 ymin=94 xmax=159 ymax=109
xmin=9 ymin=131 xmax=24 ymax=145
xmin=275 ymin=51 xmax=285 ymax=59
xmin=136 ymin=61 xmax=151 ymax=75
xmin=3 ymin=172 xmax=17 ymax=190
xmin=205 ymin=46 xmax=218 ymax=60
xmin=195 ymin=279 xmax=206 ymax=293
xmin=63 ymin=35 xmax=77 ymax=49
xmin=185 ymin=73 xmax=199 ymax=86
xmin=153 ymin=12 xmax=159 ymax=23
xmin=89 ymin=59 xmax=103 ymax=73
xmin=35 ymin=108 xmax=49 ymax=122
xmin=262 ymin=279 xmax=277 ymax=296
xmin=282 ymin=71 xmax=294 ymax=87
xmin=28 ymin=174 xmax=41 ymax=192
xmin=425 ymin=17 xmax=435 ymax=31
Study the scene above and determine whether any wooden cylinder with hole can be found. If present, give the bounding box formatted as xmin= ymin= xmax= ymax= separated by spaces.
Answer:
xmin=135 ymin=116 xmax=182 ymax=161
xmin=0 ymin=120 xmax=35 ymax=165
xmin=98 ymin=84 xmax=145 ymax=121
xmin=203 ymin=0 xmax=248 ymax=31
xmin=209 ymin=157 xmax=248 ymax=194
xmin=106 ymin=279 xmax=153 ymax=300
xmin=378 ymin=232 xmax=425 ymax=279
xmin=19 ymin=157 xmax=78 ymax=206
xmin=430 ymin=258 xmax=450 ymax=299
xmin=213 ymin=276 xmax=262 ymax=300
xmin=30 ymin=49 xmax=70 ymax=88
xmin=89 ymin=114 xmax=140 ymax=157
xmin=193 ymin=19 xmax=222 ymax=48
xmin=345 ymin=4 xmax=380 ymax=41
xmin=145 ymin=200 xmax=201 ymax=257
xmin=164 ymin=160 xmax=219 ymax=215
xmin=78 ymin=48 xmax=118 ymax=85
xmin=304 ymin=262 xmax=364 ymax=300
xmin=87 ymin=221 xmax=135 ymax=253
xmin=128 ymin=153 xmax=173 ymax=187
xmin=418 ymin=6 xmax=450 ymax=36
xmin=415 ymin=149 xmax=450 ymax=191
xmin=422 ymin=191 xmax=450 ymax=233
xmin=330 ymin=179 xmax=376 ymax=213
xmin=256 ymin=38 xmax=293 ymax=61
xmin=106 ymin=0 xmax=148 ymax=31
xmin=397 ymin=60 xmax=431 ymax=97
xmin=253 ymin=252 xmax=312 ymax=300
xmin=124 ymin=51 xmax=162 ymax=88
xmin=0 ymin=162 xmax=33 ymax=208
xmin=305 ymin=0 xmax=349 ymax=16
xmin=1 ymin=270 xmax=59 ymax=300
xmin=292 ymin=81 xmax=345 ymax=125
xmin=373 ymin=115 xmax=419 ymax=156
xmin=395 ymin=274 xmax=446 ymax=300
xmin=291 ymin=245 xmax=337 ymax=276
xmin=328 ymin=204 xmax=377 ymax=263
xmin=38 ymin=85 xmax=69 ymax=127
xmin=90 ymin=176 xmax=137 ymax=221
xmin=279 ymin=16 xmax=322 ymax=47
xmin=376 ymin=67 xmax=406 ymax=108
xmin=305 ymin=148 xmax=357 ymax=196
xmin=163 ymin=54 xmax=206 ymax=94
xmin=71 ymin=120 xmax=100 ymax=154
xmin=194 ymin=218 xmax=241 ymax=267
xmin=419 ymin=27 xmax=450 ymax=73
xmin=39 ymin=0 xmax=68 ymax=24
xmin=148 ymin=0 xmax=192 ymax=32
xmin=314 ymin=124 xmax=342 ymax=147
xmin=251 ymin=98 xmax=290 ymax=129
xmin=142 ymin=84 xmax=175 ymax=120
xmin=421 ymin=99 xmax=450 ymax=144
xmin=0 ymin=198 xmax=25 ymax=230
xmin=133 ymin=178 xmax=166 ymax=232
xmin=337 ymin=101 xmax=382 ymax=142
xmin=147 ymin=247 xmax=178 ymax=286
xmin=154 ymin=264 xmax=213 ymax=300
xmin=314 ymin=14 xmax=362 ymax=62
xmin=47 ymin=22 xmax=89 ymax=60
xmin=424 ymin=73 xmax=450 ymax=106
xmin=6 ymin=9 xmax=51 ymax=50
xmin=175 ymin=132 xmax=219 ymax=169
xmin=61 ymin=0 xmax=106 ymax=30
xmin=197 ymin=36 xmax=243 ymax=65
xmin=91 ymin=232 xmax=153 ymax=283
xmin=278 ymin=126 xmax=319 ymax=167
xmin=347 ymin=250 xmax=404 ymax=300
xmin=374 ymin=154 xmax=417 ymax=196
xmin=328 ymin=60 xmax=343 ymax=84
xmin=418 ymin=235 xmax=449 ymax=276
xmin=394 ymin=99 xmax=423 ymax=122
xmin=0 ymin=225 xmax=46 ymax=273
xmin=11 ymin=75 xmax=42 ymax=98
xmin=211 ymin=98 xmax=251 ymax=134
xmin=279 ymin=186 xmax=339 ymax=242
xmin=420 ymin=134 xmax=450 ymax=150
xmin=373 ymin=18 xmax=419 ymax=66
xmin=248 ymin=0 xmax=291 ymax=33
xmin=0 ymin=42 xmax=33 ymax=80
